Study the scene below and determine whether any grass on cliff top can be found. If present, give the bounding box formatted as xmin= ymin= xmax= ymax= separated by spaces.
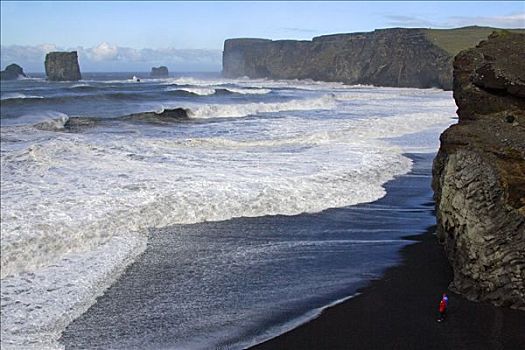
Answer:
xmin=425 ymin=26 xmax=525 ymax=56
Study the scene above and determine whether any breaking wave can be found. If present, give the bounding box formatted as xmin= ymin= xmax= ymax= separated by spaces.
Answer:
xmin=186 ymin=95 xmax=336 ymax=119
xmin=0 ymin=77 xmax=456 ymax=349
xmin=166 ymin=86 xmax=272 ymax=96
xmin=0 ymin=92 xmax=147 ymax=106
xmin=1 ymin=93 xmax=44 ymax=101
xmin=1 ymin=111 xmax=70 ymax=130
xmin=68 ymin=83 xmax=98 ymax=91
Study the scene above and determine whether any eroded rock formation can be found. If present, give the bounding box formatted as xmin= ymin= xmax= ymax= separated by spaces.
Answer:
xmin=150 ymin=66 xmax=169 ymax=78
xmin=0 ymin=63 xmax=26 ymax=80
xmin=432 ymin=31 xmax=525 ymax=309
xmin=45 ymin=51 xmax=82 ymax=81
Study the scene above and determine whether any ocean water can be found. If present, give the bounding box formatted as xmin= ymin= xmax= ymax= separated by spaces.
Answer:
xmin=0 ymin=73 xmax=456 ymax=349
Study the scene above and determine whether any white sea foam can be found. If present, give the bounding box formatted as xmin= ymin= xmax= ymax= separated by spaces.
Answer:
xmin=166 ymin=86 xmax=271 ymax=95
xmin=0 ymin=233 xmax=146 ymax=349
xmin=163 ymin=76 xmax=352 ymax=91
xmin=165 ymin=77 xmax=230 ymax=86
xmin=0 ymin=83 xmax=456 ymax=349
xmin=166 ymin=87 xmax=217 ymax=95
xmin=14 ymin=76 xmax=45 ymax=82
xmin=69 ymin=83 xmax=92 ymax=89
xmin=223 ymin=87 xmax=272 ymax=94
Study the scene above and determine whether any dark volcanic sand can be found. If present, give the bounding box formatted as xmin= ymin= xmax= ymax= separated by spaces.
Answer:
xmin=250 ymin=235 xmax=525 ymax=350
xmin=60 ymin=152 xmax=525 ymax=349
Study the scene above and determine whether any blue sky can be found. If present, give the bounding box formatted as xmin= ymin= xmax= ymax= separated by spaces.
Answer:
xmin=1 ymin=1 xmax=524 ymax=72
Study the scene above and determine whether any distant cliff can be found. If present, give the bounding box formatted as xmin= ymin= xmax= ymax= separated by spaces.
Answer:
xmin=432 ymin=31 xmax=525 ymax=309
xmin=223 ymin=26 xmax=524 ymax=90
xmin=45 ymin=51 xmax=82 ymax=81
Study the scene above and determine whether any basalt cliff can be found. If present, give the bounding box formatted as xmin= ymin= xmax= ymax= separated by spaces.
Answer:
xmin=432 ymin=31 xmax=525 ymax=309
xmin=223 ymin=26 xmax=524 ymax=90
xmin=45 ymin=51 xmax=82 ymax=81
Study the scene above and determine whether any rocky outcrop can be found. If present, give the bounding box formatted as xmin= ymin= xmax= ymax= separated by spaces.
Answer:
xmin=432 ymin=31 xmax=525 ymax=309
xmin=45 ymin=51 xmax=82 ymax=81
xmin=0 ymin=63 xmax=26 ymax=80
xmin=150 ymin=66 xmax=169 ymax=78
xmin=58 ymin=108 xmax=190 ymax=132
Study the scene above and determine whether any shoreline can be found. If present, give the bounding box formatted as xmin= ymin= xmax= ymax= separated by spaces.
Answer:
xmin=250 ymin=234 xmax=525 ymax=350
xmin=60 ymin=152 xmax=441 ymax=349
xmin=58 ymin=152 xmax=525 ymax=350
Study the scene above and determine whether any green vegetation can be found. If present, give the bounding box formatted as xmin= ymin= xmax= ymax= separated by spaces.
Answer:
xmin=424 ymin=26 xmax=525 ymax=56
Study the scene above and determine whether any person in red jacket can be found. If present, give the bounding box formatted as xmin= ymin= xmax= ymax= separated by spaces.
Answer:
xmin=437 ymin=293 xmax=448 ymax=322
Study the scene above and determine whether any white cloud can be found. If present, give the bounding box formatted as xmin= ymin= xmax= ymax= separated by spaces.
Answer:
xmin=385 ymin=15 xmax=437 ymax=28
xmin=384 ymin=12 xmax=525 ymax=29
xmin=383 ymin=11 xmax=525 ymax=29
xmin=449 ymin=12 xmax=525 ymax=28
xmin=1 ymin=43 xmax=222 ymax=72
xmin=88 ymin=42 xmax=119 ymax=61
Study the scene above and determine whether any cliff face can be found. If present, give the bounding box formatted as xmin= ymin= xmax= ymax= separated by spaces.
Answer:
xmin=224 ymin=28 xmax=457 ymax=89
xmin=45 ymin=51 xmax=82 ymax=81
xmin=0 ymin=63 xmax=26 ymax=80
xmin=432 ymin=32 xmax=525 ymax=309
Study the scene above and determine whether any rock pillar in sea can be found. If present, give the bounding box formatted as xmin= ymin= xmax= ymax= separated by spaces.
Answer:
xmin=150 ymin=66 xmax=169 ymax=78
xmin=432 ymin=31 xmax=525 ymax=310
xmin=45 ymin=51 xmax=82 ymax=81
xmin=0 ymin=63 xmax=27 ymax=80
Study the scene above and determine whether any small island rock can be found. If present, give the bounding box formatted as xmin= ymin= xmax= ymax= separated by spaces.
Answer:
xmin=150 ymin=66 xmax=169 ymax=78
xmin=0 ymin=63 xmax=26 ymax=80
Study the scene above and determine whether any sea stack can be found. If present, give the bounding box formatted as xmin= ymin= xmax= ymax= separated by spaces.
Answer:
xmin=150 ymin=66 xmax=169 ymax=78
xmin=432 ymin=31 xmax=525 ymax=309
xmin=45 ymin=51 xmax=82 ymax=81
xmin=0 ymin=63 xmax=26 ymax=80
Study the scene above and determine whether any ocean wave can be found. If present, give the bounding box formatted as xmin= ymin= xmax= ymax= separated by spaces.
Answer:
xmin=166 ymin=87 xmax=216 ymax=95
xmin=13 ymin=76 xmax=46 ymax=82
xmin=1 ymin=92 xmax=44 ymax=101
xmin=0 ymin=92 xmax=147 ymax=106
xmin=0 ymin=85 xmax=456 ymax=349
xmin=22 ymin=109 xmax=189 ymax=132
xmin=165 ymin=77 xmax=229 ymax=86
xmin=33 ymin=114 xmax=70 ymax=131
xmin=0 ymin=98 xmax=455 ymax=277
xmin=186 ymin=95 xmax=336 ymax=119
xmin=69 ymin=83 xmax=97 ymax=91
xmin=221 ymin=87 xmax=271 ymax=95
xmin=87 ymin=77 xmax=172 ymax=84
xmin=1 ymin=111 xmax=70 ymax=130
xmin=1 ymin=139 xmax=409 ymax=279
xmin=165 ymin=86 xmax=272 ymax=96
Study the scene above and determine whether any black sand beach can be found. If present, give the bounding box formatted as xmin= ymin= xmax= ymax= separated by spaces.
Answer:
xmin=251 ymin=217 xmax=525 ymax=348
xmin=59 ymin=153 xmax=525 ymax=349
xmin=251 ymin=229 xmax=525 ymax=350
